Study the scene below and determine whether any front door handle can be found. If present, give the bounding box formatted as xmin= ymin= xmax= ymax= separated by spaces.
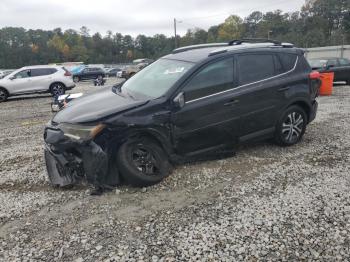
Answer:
xmin=278 ymin=86 xmax=290 ymax=92
xmin=224 ymin=99 xmax=239 ymax=106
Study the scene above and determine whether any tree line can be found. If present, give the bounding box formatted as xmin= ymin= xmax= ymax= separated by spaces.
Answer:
xmin=0 ymin=0 xmax=348 ymax=69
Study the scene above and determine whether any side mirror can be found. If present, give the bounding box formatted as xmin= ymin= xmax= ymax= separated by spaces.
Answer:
xmin=173 ymin=92 xmax=185 ymax=108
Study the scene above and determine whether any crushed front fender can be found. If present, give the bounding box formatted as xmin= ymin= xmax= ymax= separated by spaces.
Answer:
xmin=44 ymin=128 xmax=120 ymax=188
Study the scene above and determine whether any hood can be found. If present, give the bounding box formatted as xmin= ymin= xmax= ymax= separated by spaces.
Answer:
xmin=53 ymin=88 xmax=148 ymax=124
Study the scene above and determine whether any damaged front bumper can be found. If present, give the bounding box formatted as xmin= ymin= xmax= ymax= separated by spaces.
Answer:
xmin=44 ymin=127 xmax=119 ymax=188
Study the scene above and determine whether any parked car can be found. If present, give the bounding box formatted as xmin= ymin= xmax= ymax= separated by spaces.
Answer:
xmin=44 ymin=39 xmax=320 ymax=189
xmin=0 ymin=65 xmax=75 ymax=102
xmin=0 ymin=70 xmax=15 ymax=79
xmin=308 ymin=57 xmax=350 ymax=84
xmin=105 ymin=68 xmax=121 ymax=77
xmin=72 ymin=67 xmax=105 ymax=82
xmin=117 ymin=63 xmax=148 ymax=79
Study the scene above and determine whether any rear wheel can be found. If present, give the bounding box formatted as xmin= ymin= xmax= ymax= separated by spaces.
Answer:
xmin=117 ymin=137 xmax=171 ymax=187
xmin=0 ymin=88 xmax=8 ymax=102
xmin=275 ymin=105 xmax=307 ymax=146
xmin=50 ymin=83 xmax=65 ymax=96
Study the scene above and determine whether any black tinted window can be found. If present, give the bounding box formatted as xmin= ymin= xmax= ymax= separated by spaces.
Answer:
xmin=274 ymin=55 xmax=284 ymax=74
xmin=31 ymin=68 xmax=57 ymax=77
xmin=183 ymin=58 xmax=234 ymax=101
xmin=237 ymin=54 xmax=275 ymax=85
xmin=278 ymin=53 xmax=297 ymax=72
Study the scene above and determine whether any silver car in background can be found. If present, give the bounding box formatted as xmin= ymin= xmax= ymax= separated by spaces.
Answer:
xmin=0 ymin=65 xmax=75 ymax=102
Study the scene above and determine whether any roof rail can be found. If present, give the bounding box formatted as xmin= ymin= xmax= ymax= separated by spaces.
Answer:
xmin=229 ymin=38 xmax=281 ymax=46
xmin=228 ymin=38 xmax=294 ymax=48
xmin=172 ymin=43 xmax=228 ymax=54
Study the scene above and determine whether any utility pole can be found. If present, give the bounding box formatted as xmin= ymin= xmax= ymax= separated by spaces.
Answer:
xmin=174 ymin=18 xmax=177 ymax=49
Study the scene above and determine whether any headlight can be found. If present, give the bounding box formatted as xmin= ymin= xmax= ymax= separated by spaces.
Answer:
xmin=59 ymin=123 xmax=106 ymax=141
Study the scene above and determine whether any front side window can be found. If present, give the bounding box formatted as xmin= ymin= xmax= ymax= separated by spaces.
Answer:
xmin=327 ymin=59 xmax=338 ymax=67
xmin=14 ymin=70 xmax=31 ymax=79
xmin=237 ymin=54 xmax=275 ymax=85
xmin=122 ymin=59 xmax=194 ymax=99
xmin=183 ymin=58 xmax=234 ymax=101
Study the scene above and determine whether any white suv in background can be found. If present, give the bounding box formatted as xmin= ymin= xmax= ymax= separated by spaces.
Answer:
xmin=0 ymin=65 xmax=75 ymax=102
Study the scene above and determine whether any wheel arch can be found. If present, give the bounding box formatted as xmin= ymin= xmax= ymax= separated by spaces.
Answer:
xmin=285 ymin=98 xmax=312 ymax=123
xmin=118 ymin=128 xmax=174 ymax=157
xmin=0 ymin=86 xmax=10 ymax=95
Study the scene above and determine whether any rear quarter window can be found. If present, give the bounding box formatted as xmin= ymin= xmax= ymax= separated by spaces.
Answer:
xmin=278 ymin=53 xmax=297 ymax=72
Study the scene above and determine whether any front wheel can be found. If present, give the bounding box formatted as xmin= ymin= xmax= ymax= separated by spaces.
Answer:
xmin=117 ymin=137 xmax=171 ymax=187
xmin=275 ymin=106 xmax=307 ymax=146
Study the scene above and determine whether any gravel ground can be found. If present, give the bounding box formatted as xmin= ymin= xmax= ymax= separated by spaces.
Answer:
xmin=0 ymin=81 xmax=349 ymax=261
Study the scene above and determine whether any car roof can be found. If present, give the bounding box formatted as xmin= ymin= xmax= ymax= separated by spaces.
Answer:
xmin=163 ymin=42 xmax=300 ymax=63
xmin=21 ymin=65 xmax=62 ymax=70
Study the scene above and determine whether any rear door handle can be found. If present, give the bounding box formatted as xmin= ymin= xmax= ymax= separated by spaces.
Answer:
xmin=224 ymin=99 xmax=239 ymax=106
xmin=278 ymin=86 xmax=290 ymax=92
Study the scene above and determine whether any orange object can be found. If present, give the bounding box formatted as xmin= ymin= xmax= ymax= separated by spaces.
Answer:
xmin=319 ymin=72 xmax=334 ymax=96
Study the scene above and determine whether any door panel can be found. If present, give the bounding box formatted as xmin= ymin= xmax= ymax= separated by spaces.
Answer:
xmin=172 ymin=93 xmax=240 ymax=154
xmin=235 ymin=53 xmax=292 ymax=137
xmin=10 ymin=70 xmax=36 ymax=94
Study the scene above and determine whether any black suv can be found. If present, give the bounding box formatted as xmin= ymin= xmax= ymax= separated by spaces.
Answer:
xmin=72 ymin=67 xmax=105 ymax=82
xmin=44 ymin=39 xmax=320 ymax=188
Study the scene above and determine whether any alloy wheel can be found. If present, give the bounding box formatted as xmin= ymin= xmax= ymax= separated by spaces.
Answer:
xmin=131 ymin=145 xmax=159 ymax=176
xmin=52 ymin=84 xmax=64 ymax=96
xmin=282 ymin=112 xmax=304 ymax=143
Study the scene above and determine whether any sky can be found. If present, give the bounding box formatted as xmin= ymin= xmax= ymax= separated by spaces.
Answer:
xmin=0 ymin=0 xmax=306 ymax=37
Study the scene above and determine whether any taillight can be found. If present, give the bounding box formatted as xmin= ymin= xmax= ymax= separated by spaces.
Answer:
xmin=309 ymin=71 xmax=320 ymax=79
xmin=64 ymin=71 xmax=72 ymax=77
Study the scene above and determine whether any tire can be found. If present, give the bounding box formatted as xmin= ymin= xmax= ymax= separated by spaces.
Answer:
xmin=117 ymin=137 xmax=171 ymax=187
xmin=274 ymin=105 xmax=307 ymax=146
xmin=73 ymin=76 xmax=80 ymax=83
xmin=0 ymin=88 xmax=8 ymax=102
xmin=346 ymin=80 xmax=350 ymax=86
xmin=50 ymin=83 xmax=66 ymax=96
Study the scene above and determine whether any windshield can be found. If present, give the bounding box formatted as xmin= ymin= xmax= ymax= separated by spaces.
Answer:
xmin=122 ymin=58 xmax=194 ymax=99
xmin=308 ymin=59 xmax=327 ymax=68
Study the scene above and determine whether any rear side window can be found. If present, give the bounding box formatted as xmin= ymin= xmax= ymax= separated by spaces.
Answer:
xmin=237 ymin=54 xmax=275 ymax=85
xmin=183 ymin=58 xmax=234 ymax=101
xmin=31 ymin=68 xmax=57 ymax=77
xmin=278 ymin=53 xmax=297 ymax=72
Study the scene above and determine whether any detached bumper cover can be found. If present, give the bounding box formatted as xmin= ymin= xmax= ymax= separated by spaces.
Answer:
xmin=44 ymin=127 xmax=119 ymax=187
